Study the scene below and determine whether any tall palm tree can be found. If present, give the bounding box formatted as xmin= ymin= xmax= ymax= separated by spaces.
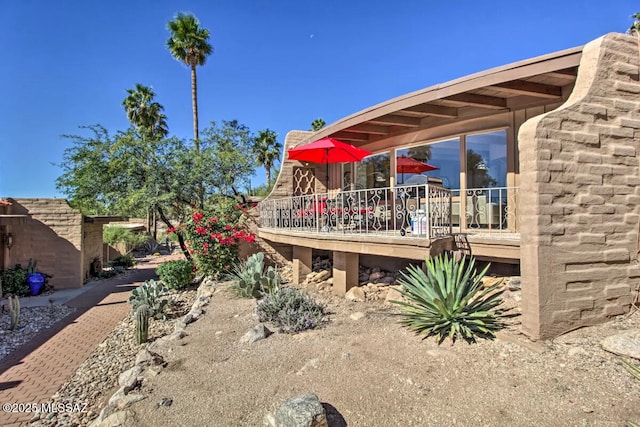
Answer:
xmin=253 ymin=129 xmax=282 ymax=184
xmin=122 ymin=83 xmax=169 ymax=141
xmin=166 ymin=12 xmax=212 ymax=151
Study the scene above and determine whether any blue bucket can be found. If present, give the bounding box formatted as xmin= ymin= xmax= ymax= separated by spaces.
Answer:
xmin=27 ymin=273 xmax=45 ymax=296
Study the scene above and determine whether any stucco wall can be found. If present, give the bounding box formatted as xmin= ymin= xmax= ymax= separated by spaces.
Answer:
xmin=519 ymin=33 xmax=640 ymax=339
xmin=82 ymin=222 xmax=104 ymax=280
xmin=8 ymin=198 xmax=84 ymax=288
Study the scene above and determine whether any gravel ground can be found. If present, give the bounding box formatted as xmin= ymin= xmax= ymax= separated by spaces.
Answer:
xmin=125 ymin=284 xmax=640 ymax=427
xmin=27 ymin=286 xmax=199 ymax=427
xmin=0 ymin=305 xmax=75 ymax=361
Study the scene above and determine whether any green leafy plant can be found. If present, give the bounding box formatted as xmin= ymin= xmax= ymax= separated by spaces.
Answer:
xmin=103 ymin=226 xmax=148 ymax=254
xmin=256 ymin=286 xmax=327 ymax=333
xmin=0 ymin=265 xmax=29 ymax=297
xmin=156 ymin=260 xmax=195 ymax=290
xmin=175 ymin=201 xmax=255 ymax=278
xmin=128 ymin=279 xmax=169 ymax=319
xmin=392 ymin=253 xmax=505 ymax=344
xmin=111 ymin=254 xmax=135 ymax=269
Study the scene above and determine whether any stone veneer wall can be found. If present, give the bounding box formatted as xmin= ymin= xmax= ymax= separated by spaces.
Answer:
xmin=9 ymin=198 xmax=84 ymax=288
xmin=519 ymin=33 xmax=640 ymax=340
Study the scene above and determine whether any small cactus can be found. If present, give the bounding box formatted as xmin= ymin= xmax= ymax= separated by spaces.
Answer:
xmin=135 ymin=304 xmax=150 ymax=344
xmin=8 ymin=294 xmax=20 ymax=330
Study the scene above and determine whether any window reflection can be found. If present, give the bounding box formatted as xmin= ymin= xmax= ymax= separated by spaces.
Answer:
xmin=466 ymin=131 xmax=507 ymax=188
xmin=396 ymin=138 xmax=460 ymax=189
xmin=354 ymin=152 xmax=390 ymax=189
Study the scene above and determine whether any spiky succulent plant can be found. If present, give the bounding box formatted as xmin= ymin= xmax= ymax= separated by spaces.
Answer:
xmin=392 ymin=253 xmax=506 ymax=344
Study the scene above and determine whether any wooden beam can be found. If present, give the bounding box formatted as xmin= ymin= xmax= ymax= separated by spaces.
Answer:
xmin=346 ymin=123 xmax=390 ymax=135
xmin=491 ymin=80 xmax=562 ymax=99
xmin=402 ymin=104 xmax=458 ymax=118
xmin=368 ymin=114 xmax=421 ymax=127
xmin=332 ymin=131 xmax=370 ymax=142
xmin=441 ymin=93 xmax=507 ymax=109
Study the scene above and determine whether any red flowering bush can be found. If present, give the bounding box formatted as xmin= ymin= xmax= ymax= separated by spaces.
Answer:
xmin=172 ymin=201 xmax=255 ymax=277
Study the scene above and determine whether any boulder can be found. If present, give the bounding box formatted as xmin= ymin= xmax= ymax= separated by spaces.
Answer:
xmin=345 ymin=287 xmax=365 ymax=302
xmin=384 ymin=286 xmax=404 ymax=305
xmin=263 ymin=393 xmax=328 ymax=427
xmin=118 ymin=365 xmax=142 ymax=394
xmin=601 ymin=330 xmax=640 ymax=360
xmin=369 ymin=272 xmax=385 ymax=281
xmin=240 ymin=324 xmax=273 ymax=344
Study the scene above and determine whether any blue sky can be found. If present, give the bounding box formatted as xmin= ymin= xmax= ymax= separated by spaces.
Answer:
xmin=1 ymin=1 xmax=636 ymax=198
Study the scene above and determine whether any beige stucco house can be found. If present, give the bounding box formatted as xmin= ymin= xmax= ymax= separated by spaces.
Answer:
xmin=0 ymin=198 xmax=125 ymax=289
xmin=258 ymin=33 xmax=640 ymax=340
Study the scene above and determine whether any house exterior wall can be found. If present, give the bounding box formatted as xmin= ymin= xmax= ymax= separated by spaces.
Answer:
xmin=82 ymin=222 xmax=104 ymax=280
xmin=519 ymin=33 xmax=640 ymax=340
xmin=8 ymin=198 xmax=84 ymax=288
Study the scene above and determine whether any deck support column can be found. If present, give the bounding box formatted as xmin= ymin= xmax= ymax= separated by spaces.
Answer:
xmin=333 ymin=251 xmax=359 ymax=295
xmin=292 ymin=246 xmax=312 ymax=286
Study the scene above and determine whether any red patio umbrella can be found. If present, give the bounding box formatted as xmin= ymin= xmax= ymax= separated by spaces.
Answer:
xmin=396 ymin=155 xmax=438 ymax=184
xmin=288 ymin=137 xmax=372 ymax=189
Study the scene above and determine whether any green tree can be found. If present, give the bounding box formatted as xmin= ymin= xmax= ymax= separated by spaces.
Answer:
xmin=629 ymin=12 xmax=640 ymax=53
xmin=310 ymin=118 xmax=326 ymax=131
xmin=253 ymin=128 xmax=281 ymax=183
xmin=166 ymin=12 xmax=212 ymax=149
xmin=122 ymin=83 xmax=169 ymax=142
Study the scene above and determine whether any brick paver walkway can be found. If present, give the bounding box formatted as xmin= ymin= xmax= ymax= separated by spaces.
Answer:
xmin=0 ymin=256 xmax=172 ymax=426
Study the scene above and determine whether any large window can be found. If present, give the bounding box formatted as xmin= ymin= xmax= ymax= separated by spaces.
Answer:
xmin=396 ymin=137 xmax=460 ymax=189
xmin=466 ymin=130 xmax=507 ymax=189
xmin=354 ymin=152 xmax=390 ymax=189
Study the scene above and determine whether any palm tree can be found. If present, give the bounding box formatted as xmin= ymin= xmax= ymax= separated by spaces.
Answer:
xmin=253 ymin=129 xmax=282 ymax=183
xmin=166 ymin=12 xmax=212 ymax=150
xmin=310 ymin=118 xmax=326 ymax=131
xmin=122 ymin=83 xmax=169 ymax=141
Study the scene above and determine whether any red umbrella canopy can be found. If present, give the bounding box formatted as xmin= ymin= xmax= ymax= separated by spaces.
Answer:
xmin=288 ymin=137 xmax=372 ymax=164
xmin=395 ymin=155 xmax=439 ymax=173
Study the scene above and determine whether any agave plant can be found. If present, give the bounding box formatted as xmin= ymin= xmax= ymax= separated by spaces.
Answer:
xmin=392 ymin=253 xmax=505 ymax=344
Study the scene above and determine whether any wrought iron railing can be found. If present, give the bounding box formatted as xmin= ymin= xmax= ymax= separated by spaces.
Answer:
xmin=450 ymin=187 xmax=519 ymax=233
xmin=259 ymin=184 xmax=452 ymax=239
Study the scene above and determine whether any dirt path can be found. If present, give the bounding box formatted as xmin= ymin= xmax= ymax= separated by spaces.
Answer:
xmin=129 ymin=285 xmax=640 ymax=426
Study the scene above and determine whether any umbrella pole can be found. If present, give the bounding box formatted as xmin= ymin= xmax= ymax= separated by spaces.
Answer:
xmin=325 ymin=149 xmax=329 ymax=192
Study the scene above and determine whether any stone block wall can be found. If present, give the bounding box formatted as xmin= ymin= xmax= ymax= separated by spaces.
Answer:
xmin=519 ymin=33 xmax=640 ymax=339
xmin=8 ymin=198 xmax=84 ymax=288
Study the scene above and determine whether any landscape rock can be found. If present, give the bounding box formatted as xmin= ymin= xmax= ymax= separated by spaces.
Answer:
xmin=240 ymin=323 xmax=273 ymax=344
xmin=350 ymin=312 xmax=366 ymax=321
xmin=345 ymin=287 xmax=365 ymax=302
xmin=508 ymin=278 xmax=521 ymax=291
xmin=97 ymin=410 xmax=132 ymax=427
xmin=358 ymin=273 xmax=370 ymax=283
xmin=384 ymin=286 xmax=404 ymax=304
xmin=118 ymin=365 xmax=142 ymax=393
xmin=263 ymin=393 xmax=328 ymax=427
xmin=601 ymin=330 xmax=640 ymax=359
xmin=369 ymin=271 xmax=385 ymax=281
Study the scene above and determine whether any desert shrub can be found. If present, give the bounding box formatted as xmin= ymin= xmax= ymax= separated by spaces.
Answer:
xmin=99 ymin=269 xmax=119 ymax=279
xmin=1 ymin=264 xmax=29 ymax=297
xmin=127 ymin=279 xmax=169 ymax=319
xmin=103 ymin=226 xmax=148 ymax=254
xmin=175 ymin=201 xmax=255 ymax=278
xmin=392 ymin=253 xmax=505 ymax=344
xmin=111 ymin=254 xmax=135 ymax=268
xmin=156 ymin=259 xmax=195 ymax=290
xmin=256 ymin=286 xmax=326 ymax=333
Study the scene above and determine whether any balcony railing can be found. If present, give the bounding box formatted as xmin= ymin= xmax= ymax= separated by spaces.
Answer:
xmin=450 ymin=187 xmax=519 ymax=233
xmin=259 ymin=184 xmax=452 ymax=240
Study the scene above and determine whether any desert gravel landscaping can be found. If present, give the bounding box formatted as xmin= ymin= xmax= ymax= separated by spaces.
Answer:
xmin=122 ymin=282 xmax=640 ymax=427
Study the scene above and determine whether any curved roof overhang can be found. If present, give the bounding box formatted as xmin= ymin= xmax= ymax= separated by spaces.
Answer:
xmin=304 ymin=45 xmax=583 ymax=148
